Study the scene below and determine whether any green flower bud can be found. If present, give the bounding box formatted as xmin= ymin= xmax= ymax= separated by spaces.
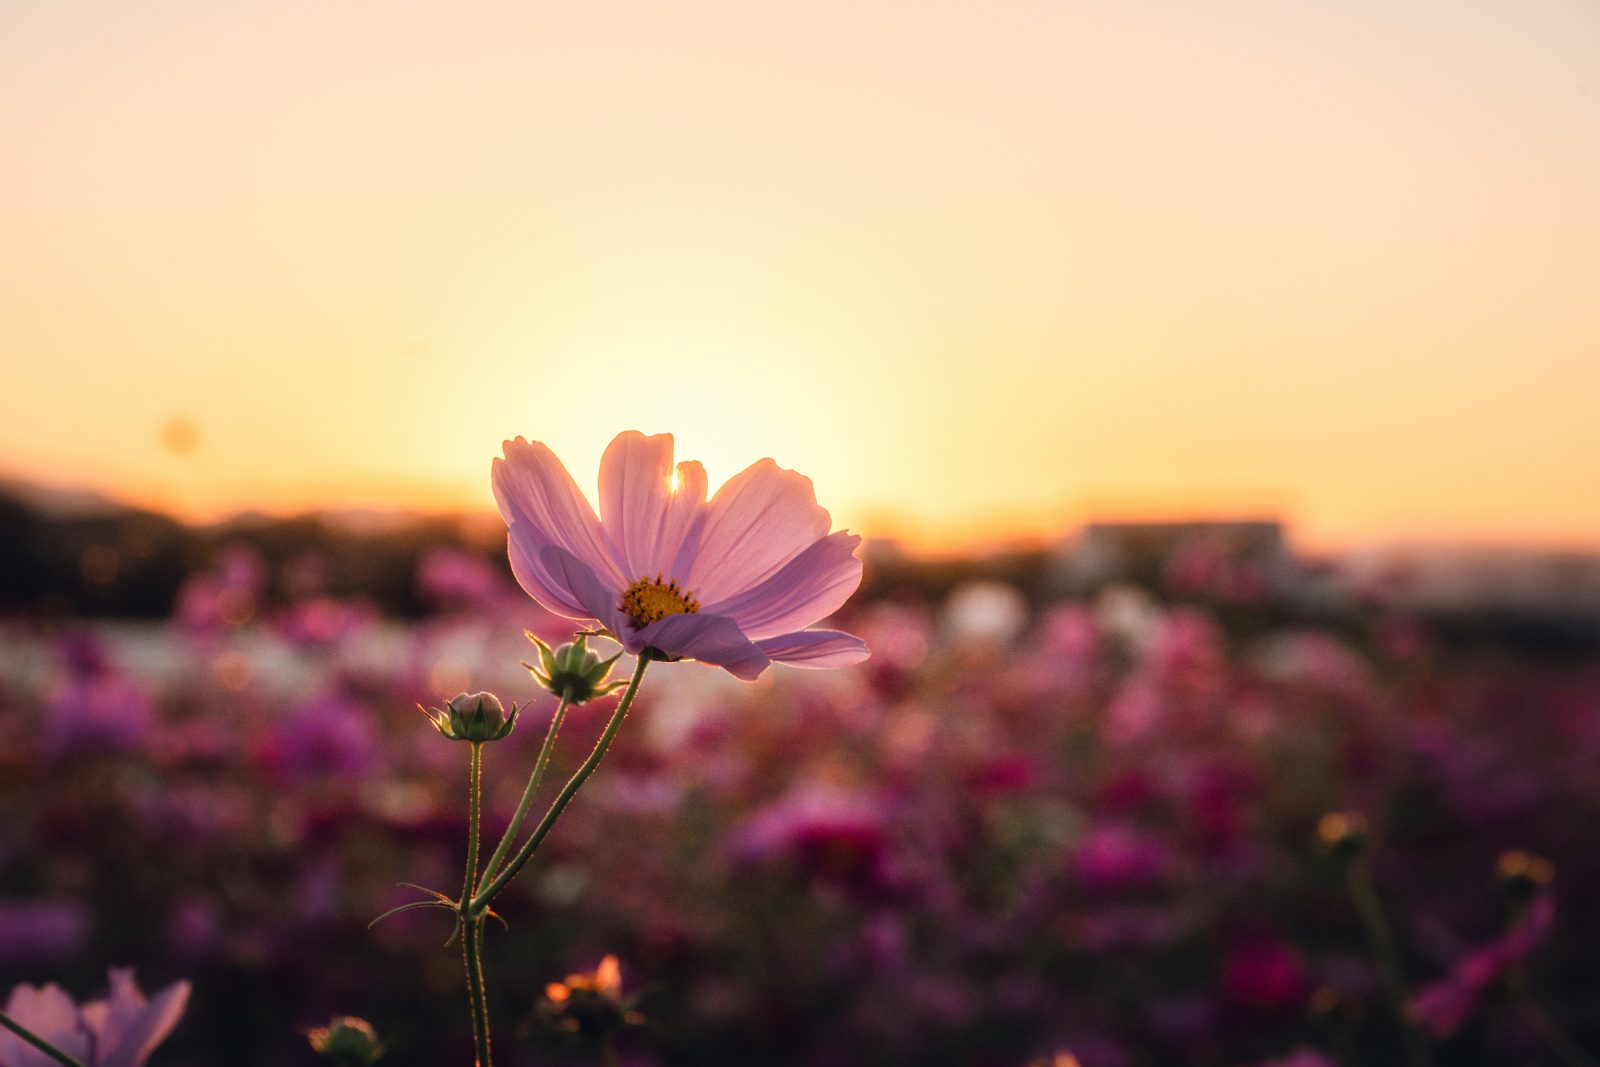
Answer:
xmin=523 ymin=633 xmax=628 ymax=705
xmin=306 ymin=1015 xmax=385 ymax=1064
xmin=420 ymin=691 xmax=519 ymax=742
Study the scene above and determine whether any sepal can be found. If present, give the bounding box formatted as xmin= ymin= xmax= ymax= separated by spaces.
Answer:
xmin=419 ymin=691 xmax=519 ymax=742
xmin=523 ymin=633 xmax=626 ymax=705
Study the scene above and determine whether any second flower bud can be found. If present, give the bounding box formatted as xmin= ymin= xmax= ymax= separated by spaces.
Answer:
xmin=525 ymin=633 xmax=628 ymax=705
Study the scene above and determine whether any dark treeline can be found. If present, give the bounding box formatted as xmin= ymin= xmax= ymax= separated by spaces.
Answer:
xmin=3 ymin=489 xmax=1598 ymax=659
xmin=0 ymin=490 xmax=496 ymax=619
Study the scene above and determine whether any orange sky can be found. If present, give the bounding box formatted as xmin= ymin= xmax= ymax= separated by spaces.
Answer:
xmin=3 ymin=1 xmax=1598 ymax=553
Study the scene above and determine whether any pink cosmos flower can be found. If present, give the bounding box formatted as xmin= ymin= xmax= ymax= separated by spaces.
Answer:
xmin=492 ymin=431 xmax=869 ymax=680
xmin=1 ymin=969 xmax=189 ymax=1067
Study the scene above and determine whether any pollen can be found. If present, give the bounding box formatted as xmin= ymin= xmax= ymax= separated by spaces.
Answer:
xmin=620 ymin=573 xmax=700 ymax=626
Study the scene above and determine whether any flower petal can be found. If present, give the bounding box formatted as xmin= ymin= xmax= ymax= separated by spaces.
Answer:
xmin=599 ymin=431 xmax=672 ymax=577
xmin=682 ymin=459 xmax=831 ymax=604
xmin=599 ymin=432 xmax=708 ymax=580
xmin=493 ymin=438 xmax=626 ymax=590
xmin=1 ymin=983 xmax=89 ymax=1067
xmin=664 ymin=460 xmax=708 ymax=575
xmin=539 ymin=544 xmax=630 ymax=639
xmin=2 ymin=983 xmax=78 ymax=1040
xmin=635 ymin=612 xmax=770 ymax=680
xmin=756 ymin=629 xmax=871 ymax=669
xmin=90 ymin=973 xmax=190 ymax=1067
xmin=507 ymin=525 xmax=590 ymax=618
xmin=703 ymin=532 xmax=864 ymax=641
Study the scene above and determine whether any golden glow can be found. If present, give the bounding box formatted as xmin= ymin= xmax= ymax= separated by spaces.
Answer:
xmin=3 ymin=2 xmax=1599 ymax=553
xmin=619 ymin=575 xmax=700 ymax=627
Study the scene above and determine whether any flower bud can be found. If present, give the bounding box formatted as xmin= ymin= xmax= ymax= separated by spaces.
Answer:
xmin=306 ymin=1015 xmax=385 ymax=1064
xmin=1024 ymin=1054 xmax=1083 ymax=1067
xmin=1309 ymin=985 xmax=1360 ymax=1027
xmin=1316 ymin=811 xmax=1369 ymax=862
xmin=532 ymin=955 xmax=645 ymax=1044
xmin=524 ymin=634 xmax=627 ymax=705
xmin=420 ymin=691 xmax=518 ymax=742
xmin=1496 ymin=849 xmax=1555 ymax=902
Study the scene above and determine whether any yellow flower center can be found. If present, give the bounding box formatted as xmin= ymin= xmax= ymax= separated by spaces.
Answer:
xmin=619 ymin=573 xmax=700 ymax=626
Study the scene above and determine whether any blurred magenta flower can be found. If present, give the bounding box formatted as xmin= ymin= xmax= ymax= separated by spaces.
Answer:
xmin=493 ymin=431 xmax=868 ymax=679
xmin=1 ymin=969 xmax=188 ymax=1067
xmin=1410 ymin=891 xmax=1556 ymax=1038
xmin=261 ymin=692 xmax=379 ymax=780
xmin=732 ymin=786 xmax=892 ymax=896
xmin=44 ymin=675 xmax=154 ymax=756
xmin=1073 ymin=824 xmax=1172 ymax=895
xmin=272 ymin=597 xmax=376 ymax=648
xmin=417 ymin=548 xmax=505 ymax=609
xmin=0 ymin=902 xmax=88 ymax=967
xmin=174 ymin=544 xmax=264 ymax=635
xmin=1219 ymin=937 xmax=1311 ymax=1018
xmin=1250 ymin=1051 xmax=1336 ymax=1067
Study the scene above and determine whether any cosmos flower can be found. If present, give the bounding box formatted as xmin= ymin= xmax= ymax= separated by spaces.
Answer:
xmin=0 ymin=969 xmax=189 ymax=1067
xmin=492 ymin=431 xmax=869 ymax=680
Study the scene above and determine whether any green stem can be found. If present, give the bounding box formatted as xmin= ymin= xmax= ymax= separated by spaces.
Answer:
xmin=463 ymin=742 xmax=484 ymax=905
xmin=1330 ymin=1027 xmax=1359 ymax=1067
xmin=0 ymin=1011 xmax=88 ymax=1067
xmin=478 ymin=697 xmax=571 ymax=889
xmin=469 ymin=656 xmax=648 ymax=913
xmin=1516 ymin=986 xmax=1598 ymax=1067
xmin=1347 ymin=858 xmax=1430 ymax=1067
xmin=461 ymin=741 xmax=492 ymax=1067
xmin=462 ymin=916 xmax=491 ymax=1067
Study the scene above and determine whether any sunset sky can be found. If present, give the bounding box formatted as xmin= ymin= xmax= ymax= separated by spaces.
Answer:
xmin=3 ymin=1 xmax=1598 ymax=552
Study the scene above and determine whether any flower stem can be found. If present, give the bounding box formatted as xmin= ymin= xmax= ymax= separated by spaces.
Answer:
xmin=478 ymin=697 xmax=572 ymax=889
xmin=462 ymin=915 xmax=491 ymax=1067
xmin=461 ymin=741 xmax=492 ymax=1067
xmin=0 ymin=1012 xmax=88 ymax=1067
xmin=1516 ymin=990 xmax=1598 ymax=1067
xmin=469 ymin=656 xmax=648 ymax=914
xmin=1346 ymin=857 xmax=1431 ymax=1067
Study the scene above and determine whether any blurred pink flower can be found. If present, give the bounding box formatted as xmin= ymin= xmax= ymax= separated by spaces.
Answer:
xmin=1410 ymin=892 xmax=1555 ymax=1038
xmin=731 ymin=787 xmax=890 ymax=895
xmin=44 ymin=675 xmax=153 ymax=755
xmin=271 ymin=597 xmax=375 ymax=648
xmin=0 ymin=969 xmax=188 ymax=1067
xmin=1250 ymin=1050 xmax=1336 ymax=1067
xmin=0 ymin=901 xmax=88 ymax=966
xmin=1073 ymin=825 xmax=1172 ymax=895
xmin=493 ymin=431 xmax=868 ymax=679
xmin=262 ymin=692 xmax=378 ymax=780
xmin=174 ymin=545 xmax=263 ymax=634
xmin=1219 ymin=938 xmax=1310 ymax=1018
xmin=417 ymin=548 xmax=507 ymax=608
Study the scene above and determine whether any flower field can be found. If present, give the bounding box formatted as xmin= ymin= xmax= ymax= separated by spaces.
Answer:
xmin=3 ymin=544 xmax=1598 ymax=1066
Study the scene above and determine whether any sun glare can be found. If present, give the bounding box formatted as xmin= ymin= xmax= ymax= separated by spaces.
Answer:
xmin=1 ymin=2 xmax=1598 ymax=552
